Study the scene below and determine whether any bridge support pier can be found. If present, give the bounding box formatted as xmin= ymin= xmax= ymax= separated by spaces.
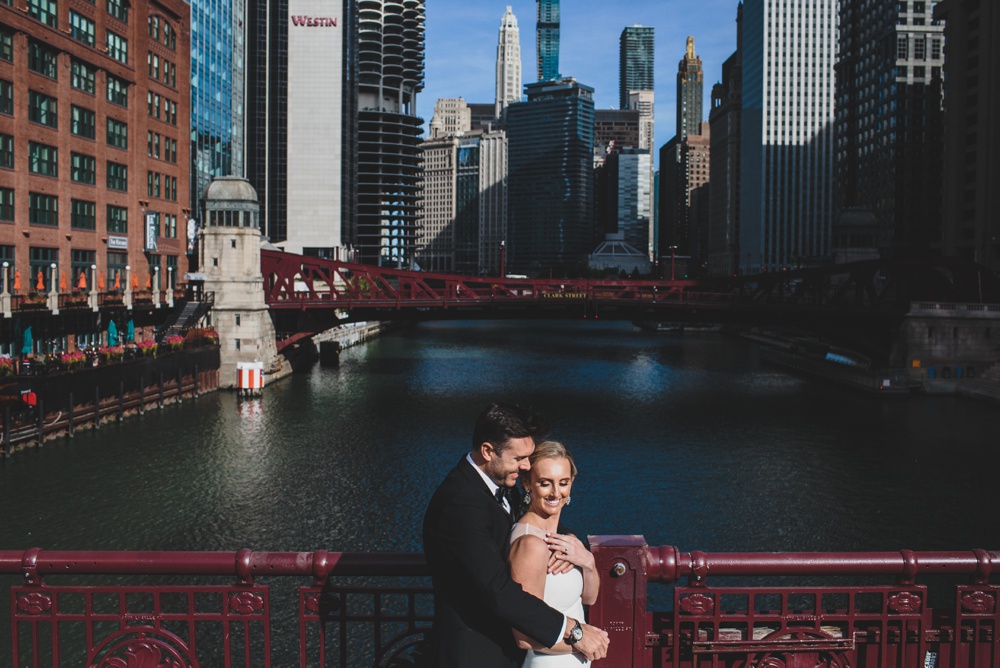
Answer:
xmin=200 ymin=177 xmax=289 ymax=389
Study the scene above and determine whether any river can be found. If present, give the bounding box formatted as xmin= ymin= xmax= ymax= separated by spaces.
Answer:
xmin=1 ymin=320 xmax=997 ymax=657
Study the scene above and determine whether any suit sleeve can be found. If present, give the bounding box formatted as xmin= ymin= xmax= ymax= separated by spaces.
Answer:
xmin=431 ymin=491 xmax=565 ymax=647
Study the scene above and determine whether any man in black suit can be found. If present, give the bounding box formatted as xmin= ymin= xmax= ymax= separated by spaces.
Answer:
xmin=422 ymin=403 xmax=609 ymax=667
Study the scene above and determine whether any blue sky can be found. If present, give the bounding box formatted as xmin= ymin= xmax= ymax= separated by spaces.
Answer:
xmin=418 ymin=0 xmax=742 ymax=166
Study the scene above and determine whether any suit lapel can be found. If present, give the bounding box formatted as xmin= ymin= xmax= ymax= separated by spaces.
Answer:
xmin=458 ymin=457 xmax=514 ymax=525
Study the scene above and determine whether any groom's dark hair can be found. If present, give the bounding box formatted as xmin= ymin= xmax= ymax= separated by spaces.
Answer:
xmin=473 ymin=402 xmax=548 ymax=455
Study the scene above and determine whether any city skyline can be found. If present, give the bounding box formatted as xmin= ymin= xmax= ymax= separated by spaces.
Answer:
xmin=419 ymin=0 xmax=738 ymax=166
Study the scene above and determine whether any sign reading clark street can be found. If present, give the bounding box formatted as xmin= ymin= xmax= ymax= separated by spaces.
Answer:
xmin=291 ymin=16 xmax=337 ymax=27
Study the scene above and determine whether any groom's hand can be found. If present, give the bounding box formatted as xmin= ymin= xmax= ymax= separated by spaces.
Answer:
xmin=568 ymin=619 xmax=609 ymax=661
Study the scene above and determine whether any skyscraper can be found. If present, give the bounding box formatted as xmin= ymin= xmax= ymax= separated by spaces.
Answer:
xmin=245 ymin=0 xmax=357 ymax=258
xmin=506 ymin=79 xmax=594 ymax=274
xmin=739 ymin=0 xmax=838 ymax=273
xmin=676 ymin=36 xmax=703 ymax=139
xmin=355 ymin=0 xmax=426 ymax=266
xmin=495 ymin=6 xmax=522 ymax=118
xmin=190 ymin=0 xmax=246 ymax=206
xmin=707 ymin=5 xmax=743 ymax=277
xmin=934 ymin=0 xmax=998 ymax=270
xmin=619 ymin=26 xmax=654 ymax=111
xmin=835 ymin=0 xmax=945 ymax=256
xmin=536 ymin=0 xmax=560 ymax=82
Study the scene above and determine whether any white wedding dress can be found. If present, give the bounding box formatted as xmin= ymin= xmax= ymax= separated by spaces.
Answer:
xmin=510 ymin=523 xmax=590 ymax=667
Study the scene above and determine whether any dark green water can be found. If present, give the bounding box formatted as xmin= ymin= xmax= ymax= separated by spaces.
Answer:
xmin=1 ymin=320 xmax=997 ymax=660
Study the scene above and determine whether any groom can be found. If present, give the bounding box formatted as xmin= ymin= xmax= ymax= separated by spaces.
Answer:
xmin=422 ymin=402 xmax=609 ymax=667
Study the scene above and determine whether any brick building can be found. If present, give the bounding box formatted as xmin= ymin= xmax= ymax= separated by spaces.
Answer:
xmin=0 ymin=0 xmax=191 ymax=302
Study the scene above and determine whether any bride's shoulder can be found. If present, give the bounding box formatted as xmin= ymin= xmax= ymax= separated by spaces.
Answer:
xmin=509 ymin=523 xmax=549 ymax=554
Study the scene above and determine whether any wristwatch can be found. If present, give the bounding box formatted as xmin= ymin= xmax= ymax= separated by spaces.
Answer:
xmin=565 ymin=619 xmax=583 ymax=646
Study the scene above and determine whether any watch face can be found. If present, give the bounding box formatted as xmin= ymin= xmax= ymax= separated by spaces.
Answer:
xmin=571 ymin=624 xmax=583 ymax=641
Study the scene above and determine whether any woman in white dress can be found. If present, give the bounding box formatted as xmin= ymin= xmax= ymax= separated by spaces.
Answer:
xmin=508 ymin=441 xmax=600 ymax=667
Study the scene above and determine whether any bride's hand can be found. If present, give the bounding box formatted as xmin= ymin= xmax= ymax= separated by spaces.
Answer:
xmin=544 ymin=532 xmax=594 ymax=575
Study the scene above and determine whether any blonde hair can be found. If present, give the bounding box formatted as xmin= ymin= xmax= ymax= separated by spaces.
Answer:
xmin=529 ymin=440 xmax=578 ymax=479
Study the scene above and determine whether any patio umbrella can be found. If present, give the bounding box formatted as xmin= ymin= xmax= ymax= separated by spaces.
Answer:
xmin=131 ymin=272 xmax=139 ymax=289
xmin=78 ymin=271 xmax=87 ymax=290
xmin=60 ymin=272 xmax=67 ymax=291
xmin=13 ymin=270 xmax=19 ymax=291
xmin=98 ymin=272 xmax=106 ymax=291
xmin=126 ymin=319 xmax=135 ymax=342
xmin=113 ymin=271 xmax=121 ymax=291
xmin=36 ymin=271 xmax=44 ymax=291
xmin=107 ymin=320 xmax=118 ymax=346
xmin=145 ymin=273 xmax=151 ymax=289
xmin=21 ymin=326 xmax=32 ymax=356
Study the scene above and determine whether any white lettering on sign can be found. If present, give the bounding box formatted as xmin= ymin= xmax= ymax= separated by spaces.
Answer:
xmin=108 ymin=236 xmax=128 ymax=250
xmin=291 ymin=16 xmax=338 ymax=27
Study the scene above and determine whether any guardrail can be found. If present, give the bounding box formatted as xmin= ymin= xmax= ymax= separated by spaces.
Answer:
xmin=2 ymin=540 xmax=996 ymax=667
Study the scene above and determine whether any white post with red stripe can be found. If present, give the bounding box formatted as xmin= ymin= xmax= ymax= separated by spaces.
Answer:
xmin=236 ymin=362 xmax=265 ymax=397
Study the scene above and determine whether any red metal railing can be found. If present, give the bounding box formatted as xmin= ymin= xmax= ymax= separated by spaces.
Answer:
xmin=3 ymin=541 xmax=996 ymax=667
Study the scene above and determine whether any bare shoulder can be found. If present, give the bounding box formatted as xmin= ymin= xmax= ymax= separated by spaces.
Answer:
xmin=509 ymin=532 xmax=550 ymax=565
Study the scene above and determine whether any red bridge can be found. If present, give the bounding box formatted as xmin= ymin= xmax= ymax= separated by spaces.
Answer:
xmin=3 ymin=540 xmax=997 ymax=666
xmin=260 ymin=250 xmax=1000 ymax=363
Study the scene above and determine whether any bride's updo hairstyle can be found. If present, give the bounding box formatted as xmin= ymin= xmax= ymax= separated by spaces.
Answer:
xmin=529 ymin=440 xmax=578 ymax=479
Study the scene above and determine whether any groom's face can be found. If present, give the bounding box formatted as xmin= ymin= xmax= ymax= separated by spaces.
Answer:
xmin=484 ymin=436 xmax=535 ymax=488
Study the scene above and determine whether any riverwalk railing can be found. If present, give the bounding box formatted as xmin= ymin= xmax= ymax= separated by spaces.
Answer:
xmin=1 ymin=540 xmax=996 ymax=667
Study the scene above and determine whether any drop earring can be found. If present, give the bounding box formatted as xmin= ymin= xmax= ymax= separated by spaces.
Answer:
xmin=565 ymin=496 xmax=571 ymax=506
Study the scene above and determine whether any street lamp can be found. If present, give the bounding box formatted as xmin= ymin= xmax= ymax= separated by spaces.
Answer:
xmin=668 ymin=245 xmax=678 ymax=282
xmin=500 ymin=240 xmax=506 ymax=278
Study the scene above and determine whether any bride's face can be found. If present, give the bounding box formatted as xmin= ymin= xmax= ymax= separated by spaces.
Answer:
xmin=526 ymin=456 xmax=573 ymax=519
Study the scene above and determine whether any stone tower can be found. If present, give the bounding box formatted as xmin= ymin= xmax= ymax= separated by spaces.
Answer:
xmin=200 ymin=176 xmax=289 ymax=388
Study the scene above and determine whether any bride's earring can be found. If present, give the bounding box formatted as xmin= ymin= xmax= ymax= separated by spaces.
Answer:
xmin=565 ymin=496 xmax=571 ymax=506
xmin=523 ymin=491 xmax=530 ymax=504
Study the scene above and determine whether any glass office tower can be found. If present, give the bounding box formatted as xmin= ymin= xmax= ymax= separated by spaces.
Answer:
xmin=536 ymin=0 xmax=560 ymax=82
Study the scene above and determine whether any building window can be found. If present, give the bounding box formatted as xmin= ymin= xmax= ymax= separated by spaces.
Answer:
xmin=0 ymin=79 xmax=11 ymax=115
xmin=27 ymin=0 xmax=58 ymax=28
xmin=162 ymin=21 xmax=175 ymax=50
xmin=0 ymin=188 xmax=13 ymax=221
xmin=148 ymin=14 xmax=160 ymax=40
xmin=71 ymin=200 xmax=96 ymax=230
xmin=914 ymin=36 xmax=925 ymax=60
xmin=106 ymin=162 xmax=128 ymax=191
xmin=106 ymin=205 xmax=127 ymax=233
xmin=29 ymin=142 xmax=58 ymax=177
xmin=107 ymin=251 xmax=127 ymax=290
xmin=71 ymin=249 xmax=95 ymax=289
xmin=107 ymin=74 xmax=128 ymax=107
xmin=896 ymin=36 xmax=908 ymax=60
xmin=28 ymin=90 xmax=58 ymax=128
xmin=71 ymin=106 xmax=96 ymax=139
xmin=164 ymin=214 xmax=177 ymax=238
xmin=166 ymin=255 xmax=178 ymax=288
xmin=106 ymin=31 xmax=128 ymax=64
xmin=107 ymin=118 xmax=128 ymax=149
xmin=28 ymin=39 xmax=58 ymax=78
xmin=931 ymin=38 xmax=942 ymax=60
xmin=0 ymin=133 xmax=12 ymax=169
xmin=69 ymin=11 xmax=96 ymax=46
xmin=71 ymin=59 xmax=96 ymax=94
xmin=106 ymin=0 xmax=128 ymax=23
xmin=147 ymin=131 xmax=160 ymax=158
xmin=29 ymin=247 xmax=58 ymax=292
xmin=29 ymin=193 xmax=58 ymax=227
xmin=71 ymin=153 xmax=96 ymax=184
xmin=147 ymin=91 xmax=160 ymax=119
xmin=0 ymin=24 xmax=13 ymax=61
xmin=147 ymin=171 xmax=161 ymax=198
xmin=147 ymin=52 xmax=159 ymax=80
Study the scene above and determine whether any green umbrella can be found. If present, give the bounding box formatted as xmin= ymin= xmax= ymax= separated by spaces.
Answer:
xmin=126 ymin=319 xmax=135 ymax=342
xmin=21 ymin=326 xmax=32 ymax=356
xmin=107 ymin=320 xmax=118 ymax=346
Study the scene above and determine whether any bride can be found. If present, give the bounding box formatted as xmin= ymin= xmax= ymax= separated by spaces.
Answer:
xmin=508 ymin=440 xmax=601 ymax=666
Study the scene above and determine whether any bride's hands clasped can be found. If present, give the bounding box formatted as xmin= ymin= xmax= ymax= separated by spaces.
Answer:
xmin=544 ymin=532 xmax=594 ymax=575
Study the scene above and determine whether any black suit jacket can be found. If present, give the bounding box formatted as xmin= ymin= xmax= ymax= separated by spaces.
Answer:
xmin=423 ymin=456 xmax=565 ymax=668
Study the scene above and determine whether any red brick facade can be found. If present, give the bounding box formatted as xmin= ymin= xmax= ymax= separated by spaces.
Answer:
xmin=0 ymin=0 xmax=191 ymax=294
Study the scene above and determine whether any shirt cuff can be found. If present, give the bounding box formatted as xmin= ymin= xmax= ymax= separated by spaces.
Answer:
xmin=558 ymin=616 xmax=568 ymax=645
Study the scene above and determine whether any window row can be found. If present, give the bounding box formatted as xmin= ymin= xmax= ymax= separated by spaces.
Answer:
xmin=148 ymin=15 xmax=177 ymax=50
xmin=147 ymin=92 xmax=178 ymax=125
xmin=0 ymin=188 xmax=130 ymax=233
xmin=147 ymin=171 xmax=178 ymax=201
xmin=147 ymin=131 xmax=178 ymax=163
xmin=0 ymin=249 xmax=180 ymax=294
xmin=148 ymin=52 xmax=178 ymax=87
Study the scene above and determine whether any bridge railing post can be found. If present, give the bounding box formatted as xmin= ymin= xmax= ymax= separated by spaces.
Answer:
xmin=589 ymin=535 xmax=651 ymax=667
